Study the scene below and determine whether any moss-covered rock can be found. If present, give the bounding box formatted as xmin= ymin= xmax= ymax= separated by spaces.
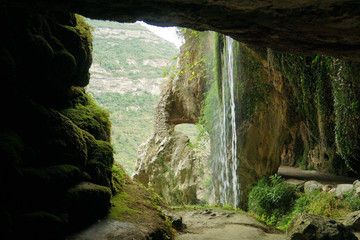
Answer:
xmin=64 ymin=182 xmax=112 ymax=229
xmin=61 ymin=90 xmax=111 ymax=141
xmin=0 ymin=9 xmax=115 ymax=236
xmin=18 ymin=101 xmax=89 ymax=168
xmin=14 ymin=211 xmax=68 ymax=240
xmin=22 ymin=164 xmax=86 ymax=191
xmin=0 ymin=8 xmax=92 ymax=107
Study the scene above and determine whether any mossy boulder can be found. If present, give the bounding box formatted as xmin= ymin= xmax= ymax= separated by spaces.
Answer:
xmin=18 ymin=101 xmax=89 ymax=168
xmin=0 ymin=8 xmax=116 ymax=237
xmin=13 ymin=211 xmax=68 ymax=240
xmin=64 ymin=182 xmax=112 ymax=229
xmin=0 ymin=8 xmax=92 ymax=107
xmin=22 ymin=164 xmax=86 ymax=191
xmin=60 ymin=91 xmax=111 ymax=142
xmin=287 ymin=214 xmax=357 ymax=240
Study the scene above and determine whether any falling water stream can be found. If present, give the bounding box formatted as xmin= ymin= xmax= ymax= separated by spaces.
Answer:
xmin=216 ymin=36 xmax=240 ymax=207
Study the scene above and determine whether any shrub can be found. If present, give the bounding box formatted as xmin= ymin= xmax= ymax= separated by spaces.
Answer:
xmin=342 ymin=190 xmax=360 ymax=211
xmin=248 ymin=174 xmax=297 ymax=226
xmin=294 ymin=190 xmax=345 ymax=218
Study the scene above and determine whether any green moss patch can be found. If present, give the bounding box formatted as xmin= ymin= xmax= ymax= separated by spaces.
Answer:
xmin=61 ymin=90 xmax=111 ymax=141
xmin=109 ymin=191 xmax=140 ymax=220
xmin=109 ymin=179 xmax=175 ymax=239
xmin=22 ymin=164 xmax=85 ymax=191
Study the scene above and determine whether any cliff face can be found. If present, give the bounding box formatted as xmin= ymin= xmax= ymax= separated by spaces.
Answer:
xmin=0 ymin=8 xmax=122 ymax=238
xmin=208 ymin=39 xmax=360 ymax=208
xmin=135 ymin=30 xmax=360 ymax=209
xmin=274 ymin=55 xmax=360 ymax=175
xmin=132 ymin=31 xmax=212 ymax=205
xmin=87 ymin=19 xmax=178 ymax=95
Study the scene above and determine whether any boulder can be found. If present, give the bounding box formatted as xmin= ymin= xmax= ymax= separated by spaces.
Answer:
xmin=322 ymin=184 xmax=334 ymax=192
xmin=287 ymin=214 xmax=357 ymax=240
xmin=162 ymin=210 xmax=184 ymax=231
xmin=285 ymin=179 xmax=305 ymax=187
xmin=64 ymin=182 xmax=112 ymax=229
xmin=354 ymin=180 xmax=360 ymax=189
xmin=343 ymin=211 xmax=360 ymax=231
xmin=329 ymin=184 xmax=354 ymax=197
xmin=355 ymin=187 xmax=360 ymax=198
xmin=304 ymin=181 xmax=323 ymax=194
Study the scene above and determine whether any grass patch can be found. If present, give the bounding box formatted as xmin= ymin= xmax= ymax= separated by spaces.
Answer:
xmin=171 ymin=203 xmax=245 ymax=214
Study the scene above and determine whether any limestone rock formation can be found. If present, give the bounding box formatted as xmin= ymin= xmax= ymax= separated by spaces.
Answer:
xmin=132 ymin=77 xmax=209 ymax=204
xmin=287 ymin=214 xmax=357 ymax=240
xmin=343 ymin=211 xmax=360 ymax=232
xmin=132 ymin=33 xmax=210 ymax=205
xmin=5 ymin=0 xmax=360 ymax=62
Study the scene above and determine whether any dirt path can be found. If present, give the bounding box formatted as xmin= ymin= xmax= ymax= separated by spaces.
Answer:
xmin=175 ymin=209 xmax=285 ymax=240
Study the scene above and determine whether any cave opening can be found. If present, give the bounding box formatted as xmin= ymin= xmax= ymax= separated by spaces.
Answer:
xmin=85 ymin=18 xmax=182 ymax=175
xmin=3 ymin=1 xmax=360 ymax=239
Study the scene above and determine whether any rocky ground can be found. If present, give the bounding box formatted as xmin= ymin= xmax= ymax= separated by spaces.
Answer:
xmin=67 ymin=166 xmax=360 ymax=240
xmin=175 ymin=208 xmax=285 ymax=240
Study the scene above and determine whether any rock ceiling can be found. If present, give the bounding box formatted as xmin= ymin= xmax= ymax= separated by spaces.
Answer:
xmin=5 ymin=0 xmax=360 ymax=61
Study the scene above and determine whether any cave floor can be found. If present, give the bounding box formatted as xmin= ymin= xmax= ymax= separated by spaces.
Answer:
xmin=66 ymin=166 xmax=359 ymax=240
xmin=175 ymin=208 xmax=285 ymax=240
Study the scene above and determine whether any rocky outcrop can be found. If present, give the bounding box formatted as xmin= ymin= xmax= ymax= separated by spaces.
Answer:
xmin=343 ymin=211 xmax=360 ymax=231
xmin=0 ymin=9 xmax=120 ymax=238
xmin=132 ymin=32 xmax=211 ymax=205
xmin=287 ymin=214 xmax=357 ymax=240
xmin=5 ymin=0 xmax=360 ymax=61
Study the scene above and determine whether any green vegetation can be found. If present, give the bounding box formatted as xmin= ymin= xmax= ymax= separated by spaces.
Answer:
xmin=331 ymin=60 xmax=360 ymax=173
xmin=248 ymin=174 xmax=297 ymax=227
xmin=109 ymin=179 xmax=175 ymax=239
xmin=91 ymin=92 xmax=158 ymax=174
xmin=86 ymin=19 xmax=178 ymax=79
xmin=75 ymin=15 xmax=94 ymax=48
xmin=62 ymin=88 xmax=111 ymax=141
xmin=86 ymin=19 xmax=180 ymax=175
xmin=248 ymin=175 xmax=360 ymax=230
xmin=109 ymin=191 xmax=141 ymax=220
xmin=237 ymin=44 xmax=270 ymax=120
xmin=274 ymin=53 xmax=360 ymax=173
xmin=274 ymin=54 xmax=334 ymax=151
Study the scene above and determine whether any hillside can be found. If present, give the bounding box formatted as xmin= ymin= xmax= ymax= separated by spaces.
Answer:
xmin=86 ymin=19 xmax=179 ymax=174
xmin=87 ymin=19 xmax=179 ymax=95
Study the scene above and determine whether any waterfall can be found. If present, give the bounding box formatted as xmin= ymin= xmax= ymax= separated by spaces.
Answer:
xmin=216 ymin=36 xmax=240 ymax=207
